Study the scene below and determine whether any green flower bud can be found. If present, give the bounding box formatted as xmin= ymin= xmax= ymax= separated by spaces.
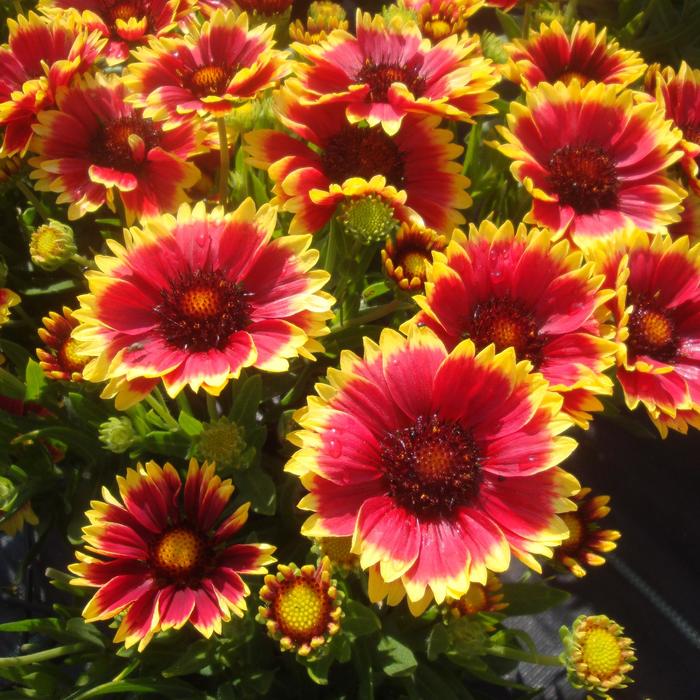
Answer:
xmin=29 ymin=219 xmax=76 ymax=271
xmin=99 ymin=416 xmax=136 ymax=454
xmin=338 ymin=195 xmax=399 ymax=245
xmin=194 ymin=417 xmax=247 ymax=470
xmin=480 ymin=31 xmax=508 ymax=64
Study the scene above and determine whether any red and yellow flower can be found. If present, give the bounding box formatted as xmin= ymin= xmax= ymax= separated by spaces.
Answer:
xmin=39 ymin=0 xmax=193 ymax=64
xmin=288 ymin=10 xmax=499 ymax=135
xmin=125 ymin=9 xmax=288 ymax=124
xmin=72 ymin=199 xmax=334 ymax=409
xmin=505 ymin=21 xmax=645 ymax=91
xmin=0 ymin=10 xmax=105 ymax=157
xmin=382 ymin=222 xmax=449 ymax=292
xmin=587 ymin=230 xmax=700 ymax=436
xmin=30 ymin=74 xmax=203 ymax=223
xmin=289 ymin=1 xmax=348 ymax=46
xmin=69 ymin=459 xmax=275 ymax=650
xmin=409 ymin=220 xmax=617 ymax=427
xmin=245 ymin=91 xmax=470 ymax=234
xmin=670 ymin=190 xmax=700 ymax=243
xmin=445 ymin=573 xmax=507 ymax=617
xmin=0 ymin=288 xmax=20 ymax=326
xmin=652 ymin=62 xmax=700 ymax=194
xmin=554 ymin=487 xmax=620 ymax=578
xmin=400 ymin=0 xmax=484 ymax=43
xmin=37 ymin=306 xmax=89 ymax=381
xmin=287 ymin=325 xmax=580 ymax=615
xmin=258 ymin=556 xmax=342 ymax=655
xmin=495 ymin=80 xmax=685 ymax=247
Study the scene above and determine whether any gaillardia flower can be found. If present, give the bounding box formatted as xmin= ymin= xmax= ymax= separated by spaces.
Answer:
xmin=288 ymin=10 xmax=499 ymax=135
xmin=0 ymin=288 xmax=21 ymax=326
xmin=287 ymin=326 xmax=579 ymax=615
xmin=125 ymin=9 xmax=288 ymax=124
xmin=70 ymin=460 xmax=275 ymax=650
xmin=382 ymin=222 xmax=449 ymax=292
xmin=561 ymin=614 xmax=636 ymax=697
xmin=37 ymin=306 xmax=89 ymax=381
xmin=72 ymin=199 xmax=333 ymax=409
xmin=505 ymin=21 xmax=645 ymax=91
xmin=553 ymin=487 xmax=620 ymax=578
xmin=30 ymin=74 xmax=202 ymax=223
xmin=670 ymin=190 xmax=700 ymax=242
xmin=587 ymin=229 xmax=700 ymax=436
xmin=400 ymin=0 xmax=483 ymax=43
xmin=314 ymin=536 xmax=359 ymax=572
xmin=445 ymin=573 xmax=507 ymax=618
xmin=29 ymin=219 xmax=76 ymax=271
xmin=0 ymin=502 xmax=39 ymax=536
xmin=409 ymin=221 xmax=617 ymax=427
xmin=245 ymin=91 xmax=470 ymax=233
xmin=288 ymin=1 xmax=348 ymax=46
xmin=0 ymin=10 xmax=105 ymax=156
xmin=39 ymin=0 xmax=194 ymax=64
xmin=258 ymin=556 xmax=342 ymax=655
xmin=653 ymin=62 xmax=700 ymax=194
xmin=496 ymin=80 xmax=685 ymax=246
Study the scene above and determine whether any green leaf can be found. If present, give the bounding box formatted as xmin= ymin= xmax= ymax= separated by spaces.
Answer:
xmin=162 ymin=638 xmax=212 ymax=677
xmin=24 ymin=359 xmax=46 ymax=401
xmin=229 ymin=374 xmax=262 ymax=427
xmin=362 ymin=281 xmax=390 ymax=302
xmin=426 ymin=623 xmax=450 ymax=661
xmin=63 ymin=679 xmax=206 ymax=700
xmin=495 ymin=9 xmax=521 ymax=39
xmin=66 ymin=393 xmax=108 ymax=425
xmin=21 ymin=280 xmax=82 ymax=296
xmin=0 ymin=367 xmax=25 ymax=400
xmin=28 ymin=426 xmax=99 ymax=462
xmin=342 ymin=600 xmax=381 ymax=638
xmin=233 ymin=466 xmax=276 ymax=515
xmin=377 ymin=636 xmax=417 ymax=678
xmin=500 ymin=582 xmax=570 ymax=616
xmin=140 ymin=430 xmax=190 ymax=457
xmin=0 ymin=618 xmax=62 ymax=634
xmin=0 ymin=340 xmax=30 ymax=370
xmin=177 ymin=411 xmax=203 ymax=437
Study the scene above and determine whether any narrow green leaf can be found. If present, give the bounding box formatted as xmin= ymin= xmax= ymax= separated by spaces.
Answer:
xmin=500 ymin=582 xmax=569 ymax=616
xmin=377 ymin=636 xmax=417 ymax=677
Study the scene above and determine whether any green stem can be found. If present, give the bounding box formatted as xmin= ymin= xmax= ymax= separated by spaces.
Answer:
xmin=487 ymin=645 xmax=562 ymax=667
xmin=12 ymin=0 xmax=22 ymax=17
xmin=112 ymin=658 xmax=139 ymax=682
xmin=0 ymin=642 xmax=87 ymax=667
xmin=14 ymin=178 xmax=49 ymax=222
xmin=145 ymin=390 xmax=179 ymax=431
xmin=176 ymin=391 xmax=193 ymax=416
xmin=206 ymin=394 xmax=219 ymax=420
xmin=564 ymin=0 xmax=578 ymax=22
xmin=522 ymin=1 xmax=533 ymax=37
xmin=217 ymin=117 xmax=230 ymax=206
xmin=332 ymin=299 xmax=409 ymax=332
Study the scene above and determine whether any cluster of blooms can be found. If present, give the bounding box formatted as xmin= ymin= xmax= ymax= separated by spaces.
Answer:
xmin=1 ymin=0 xmax=698 ymax=694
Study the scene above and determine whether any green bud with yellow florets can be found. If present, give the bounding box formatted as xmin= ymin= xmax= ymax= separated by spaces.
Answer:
xmin=29 ymin=219 xmax=77 ymax=271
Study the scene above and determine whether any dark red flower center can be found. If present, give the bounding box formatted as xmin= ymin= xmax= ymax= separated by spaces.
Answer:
xmin=188 ymin=65 xmax=231 ymax=97
xmin=379 ymin=414 xmax=481 ymax=518
xmin=548 ymin=143 xmax=619 ymax=215
xmin=155 ymin=269 xmax=252 ymax=352
xmin=91 ymin=115 xmax=160 ymax=172
xmin=151 ymin=526 xmax=207 ymax=583
xmin=321 ymin=125 xmax=405 ymax=187
xmin=272 ymin=577 xmax=330 ymax=643
xmin=355 ymin=59 xmax=426 ymax=102
xmin=469 ymin=296 xmax=544 ymax=366
xmin=626 ymin=296 xmax=677 ymax=362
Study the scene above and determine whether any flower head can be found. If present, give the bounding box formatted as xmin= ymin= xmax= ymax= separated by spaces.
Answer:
xmin=554 ymin=487 xmax=620 ymax=577
xmin=125 ymin=10 xmax=288 ymax=124
xmin=30 ymin=74 xmax=203 ymax=223
xmin=289 ymin=10 xmax=499 ymax=135
xmin=445 ymin=573 xmax=507 ymax=617
xmin=587 ymin=229 xmax=700 ymax=436
xmin=37 ymin=306 xmax=89 ymax=381
xmin=29 ymin=219 xmax=76 ymax=271
xmin=0 ymin=289 xmax=20 ymax=326
xmin=382 ymin=222 xmax=448 ymax=292
xmin=339 ymin=194 xmax=399 ymax=244
xmin=245 ymin=90 xmax=470 ymax=234
xmin=287 ymin=325 xmax=579 ymax=615
xmin=561 ymin=614 xmax=636 ymax=697
xmin=0 ymin=10 xmax=105 ymax=157
xmin=99 ymin=416 xmax=137 ymax=454
xmin=70 ymin=459 xmax=275 ymax=650
xmin=289 ymin=2 xmax=348 ymax=46
xmin=258 ymin=556 xmax=342 ymax=656
xmin=496 ymin=80 xmax=685 ymax=247
xmin=670 ymin=190 xmax=700 ymax=242
xmin=402 ymin=0 xmax=483 ymax=43
xmin=39 ymin=0 xmax=194 ymax=64
xmin=652 ymin=62 xmax=700 ymax=194
xmin=0 ymin=502 xmax=39 ymax=536
xmin=313 ymin=537 xmax=359 ymax=572
xmin=194 ymin=417 xmax=247 ymax=470
xmin=72 ymin=199 xmax=333 ymax=409
xmin=409 ymin=220 xmax=618 ymax=427
xmin=505 ymin=21 xmax=645 ymax=91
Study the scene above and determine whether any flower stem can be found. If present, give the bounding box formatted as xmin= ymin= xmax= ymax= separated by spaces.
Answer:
xmin=487 ymin=645 xmax=562 ymax=667
xmin=206 ymin=393 xmax=219 ymax=420
xmin=14 ymin=178 xmax=49 ymax=223
xmin=217 ymin=117 xmax=230 ymax=206
xmin=145 ymin=390 xmax=179 ymax=431
xmin=0 ymin=642 xmax=87 ymax=667
xmin=522 ymin=1 xmax=533 ymax=38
